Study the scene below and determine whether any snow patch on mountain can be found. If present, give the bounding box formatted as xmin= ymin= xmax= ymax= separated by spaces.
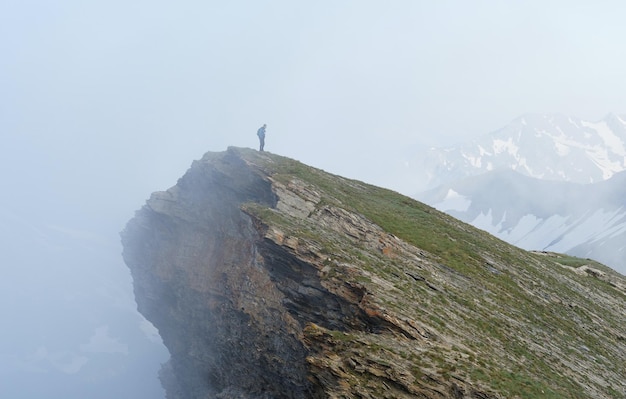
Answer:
xmin=583 ymin=120 xmax=626 ymax=156
xmin=467 ymin=207 xmax=626 ymax=256
xmin=470 ymin=212 xmax=571 ymax=252
xmin=438 ymin=189 xmax=471 ymax=212
xmin=492 ymin=137 xmax=519 ymax=156
xmin=554 ymin=141 xmax=570 ymax=156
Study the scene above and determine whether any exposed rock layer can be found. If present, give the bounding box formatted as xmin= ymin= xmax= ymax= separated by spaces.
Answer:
xmin=122 ymin=147 xmax=626 ymax=398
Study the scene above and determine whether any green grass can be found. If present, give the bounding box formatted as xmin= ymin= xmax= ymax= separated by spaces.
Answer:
xmin=232 ymin=148 xmax=626 ymax=398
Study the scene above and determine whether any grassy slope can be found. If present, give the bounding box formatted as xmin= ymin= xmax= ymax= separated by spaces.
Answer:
xmin=238 ymin=148 xmax=625 ymax=398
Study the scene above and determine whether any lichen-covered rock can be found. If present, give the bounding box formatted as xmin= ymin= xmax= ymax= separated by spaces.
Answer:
xmin=122 ymin=147 xmax=626 ymax=399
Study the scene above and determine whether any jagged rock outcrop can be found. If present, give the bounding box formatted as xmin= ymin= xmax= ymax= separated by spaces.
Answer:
xmin=122 ymin=147 xmax=626 ymax=399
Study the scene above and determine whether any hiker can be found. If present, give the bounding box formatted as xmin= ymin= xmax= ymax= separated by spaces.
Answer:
xmin=257 ymin=124 xmax=266 ymax=151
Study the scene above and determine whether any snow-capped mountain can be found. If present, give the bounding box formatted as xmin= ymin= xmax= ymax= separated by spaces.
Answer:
xmin=418 ymin=169 xmax=626 ymax=273
xmin=410 ymin=113 xmax=626 ymax=192
xmin=412 ymin=113 xmax=626 ymax=274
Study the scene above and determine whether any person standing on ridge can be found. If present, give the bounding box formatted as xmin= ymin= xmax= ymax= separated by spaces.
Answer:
xmin=257 ymin=124 xmax=266 ymax=151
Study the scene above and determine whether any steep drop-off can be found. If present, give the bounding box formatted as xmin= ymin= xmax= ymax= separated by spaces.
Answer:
xmin=122 ymin=147 xmax=625 ymax=398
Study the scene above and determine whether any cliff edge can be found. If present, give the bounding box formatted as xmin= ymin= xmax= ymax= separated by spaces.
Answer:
xmin=122 ymin=147 xmax=625 ymax=398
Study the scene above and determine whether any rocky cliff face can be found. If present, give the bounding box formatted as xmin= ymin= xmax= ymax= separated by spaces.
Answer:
xmin=122 ymin=147 xmax=626 ymax=399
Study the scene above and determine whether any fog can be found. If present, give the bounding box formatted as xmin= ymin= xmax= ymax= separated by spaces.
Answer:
xmin=3 ymin=1 xmax=626 ymax=397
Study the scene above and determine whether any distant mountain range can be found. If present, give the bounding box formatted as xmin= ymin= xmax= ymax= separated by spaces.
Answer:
xmin=419 ymin=169 xmax=626 ymax=272
xmin=410 ymin=113 xmax=626 ymax=191
xmin=414 ymin=113 xmax=626 ymax=274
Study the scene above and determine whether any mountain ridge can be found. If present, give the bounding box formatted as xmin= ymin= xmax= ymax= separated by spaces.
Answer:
xmin=409 ymin=113 xmax=626 ymax=192
xmin=122 ymin=147 xmax=626 ymax=399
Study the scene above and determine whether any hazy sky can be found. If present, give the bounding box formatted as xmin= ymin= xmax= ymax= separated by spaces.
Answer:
xmin=4 ymin=1 xmax=626 ymax=199
xmin=2 ymin=1 xmax=626 ymax=397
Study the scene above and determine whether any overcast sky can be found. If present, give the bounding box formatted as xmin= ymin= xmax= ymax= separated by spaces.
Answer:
xmin=4 ymin=1 xmax=626 ymax=204
xmin=2 ymin=1 xmax=626 ymax=396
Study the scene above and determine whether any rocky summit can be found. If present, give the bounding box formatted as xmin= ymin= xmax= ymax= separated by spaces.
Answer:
xmin=121 ymin=147 xmax=625 ymax=399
